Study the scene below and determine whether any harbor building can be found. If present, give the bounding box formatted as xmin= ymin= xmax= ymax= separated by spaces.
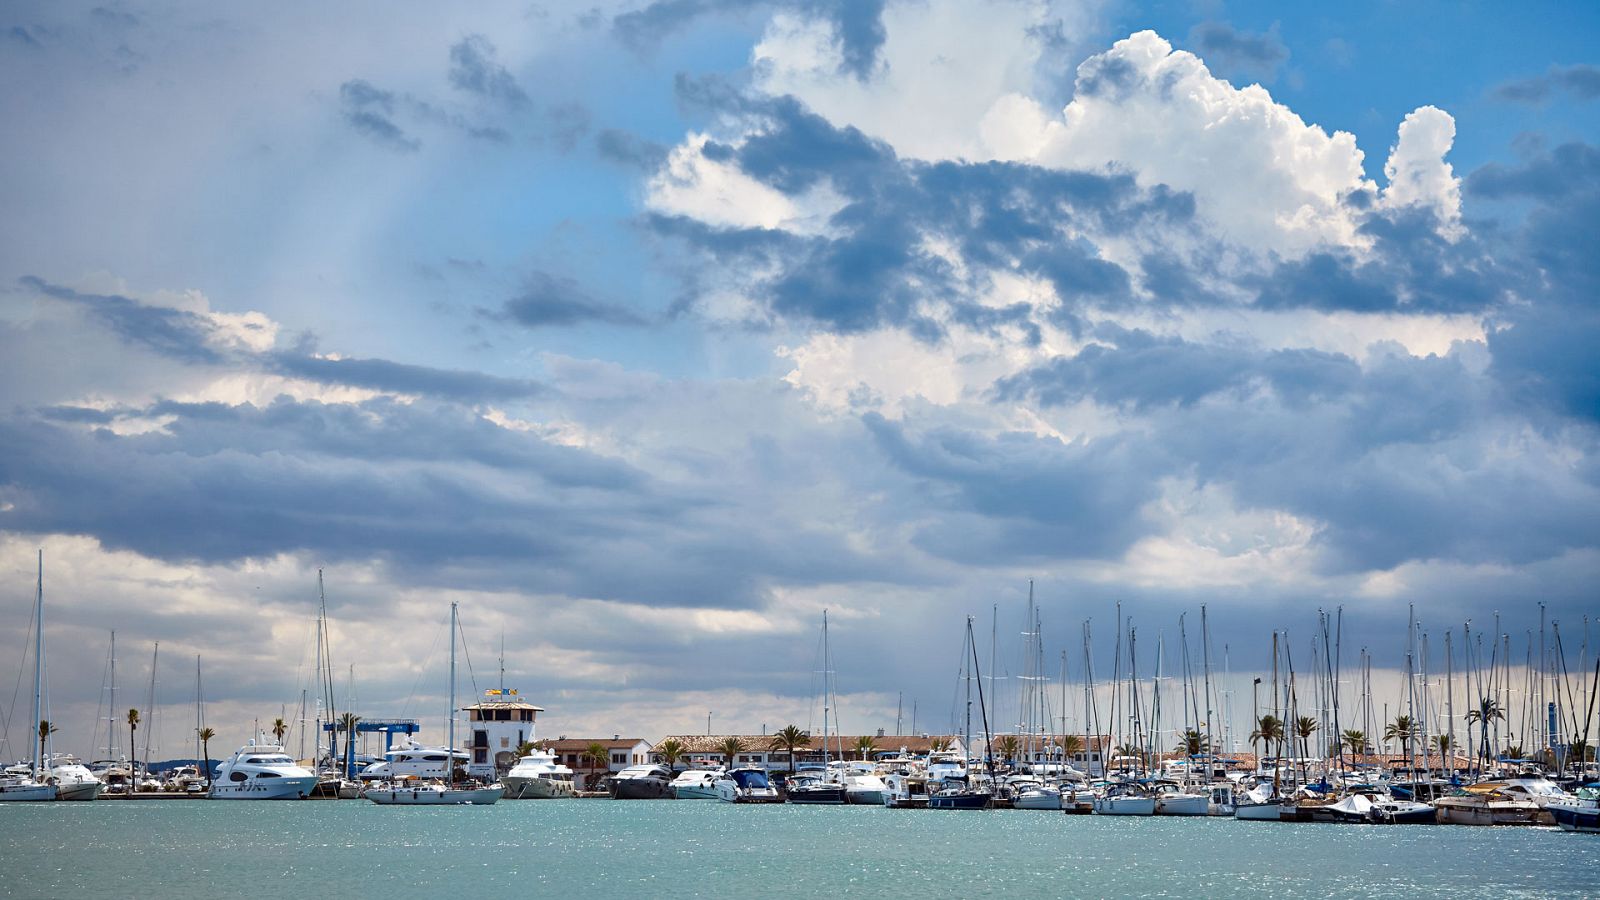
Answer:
xmin=461 ymin=689 xmax=543 ymax=779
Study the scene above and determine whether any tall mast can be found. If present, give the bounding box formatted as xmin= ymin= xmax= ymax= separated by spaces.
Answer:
xmin=448 ymin=601 xmax=458 ymax=781
xmin=143 ymin=642 xmax=159 ymax=773
xmin=1201 ymin=606 xmax=1214 ymax=779
xmin=108 ymin=630 xmax=118 ymax=757
xmin=194 ymin=655 xmax=204 ymax=763
xmin=963 ymin=615 xmax=973 ymax=780
xmin=821 ymin=610 xmax=831 ymax=767
xmin=32 ymin=550 xmax=43 ymax=777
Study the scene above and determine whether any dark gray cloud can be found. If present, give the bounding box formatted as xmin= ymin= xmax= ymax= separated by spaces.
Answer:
xmin=338 ymin=79 xmax=420 ymax=152
xmin=18 ymin=275 xmax=225 ymax=363
xmin=1491 ymin=64 xmax=1600 ymax=104
xmin=447 ymin=34 xmax=528 ymax=108
xmin=266 ymin=353 xmax=544 ymax=402
xmin=1188 ymin=21 xmax=1289 ymax=84
xmin=486 ymin=271 xmax=648 ymax=328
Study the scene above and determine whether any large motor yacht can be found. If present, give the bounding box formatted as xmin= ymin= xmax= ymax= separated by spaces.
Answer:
xmin=209 ymin=739 xmax=319 ymax=800
xmin=359 ymin=739 xmax=469 ymax=782
xmin=608 ymin=763 xmax=673 ymax=799
xmin=502 ymin=748 xmax=576 ymax=799
xmin=669 ymin=768 xmax=723 ymax=799
xmin=714 ymin=767 xmax=782 ymax=803
xmin=47 ymin=755 xmax=105 ymax=801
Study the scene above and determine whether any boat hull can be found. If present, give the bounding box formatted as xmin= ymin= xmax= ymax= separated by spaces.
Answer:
xmin=1234 ymin=800 xmax=1283 ymax=821
xmin=1012 ymin=790 xmax=1062 ymax=810
xmin=611 ymin=779 xmax=671 ymax=800
xmin=504 ymin=776 xmax=575 ymax=799
xmin=1155 ymin=794 xmax=1209 ymax=816
xmin=209 ymin=775 xmax=318 ymax=800
xmin=929 ymin=790 xmax=992 ymax=810
xmin=787 ymin=784 xmax=848 ymax=805
xmin=1094 ymin=796 xmax=1156 ymax=816
xmin=0 ymin=783 xmax=57 ymax=801
xmin=673 ymin=784 xmax=720 ymax=800
xmin=54 ymin=780 xmax=104 ymax=801
xmin=1551 ymin=803 xmax=1600 ymax=833
xmin=367 ymin=785 xmax=504 ymax=805
xmin=846 ymin=788 xmax=887 ymax=805
xmin=1433 ymin=799 xmax=1542 ymax=826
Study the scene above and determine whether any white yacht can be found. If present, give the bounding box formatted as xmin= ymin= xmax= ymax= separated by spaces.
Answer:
xmin=209 ymin=739 xmax=319 ymax=799
xmin=883 ymin=770 xmax=931 ymax=808
xmin=1009 ymin=779 xmax=1063 ymax=810
xmin=1152 ymin=780 xmax=1210 ymax=815
xmin=838 ymin=762 xmax=888 ymax=805
xmin=714 ymin=767 xmax=782 ymax=803
xmin=0 ymin=771 xmax=56 ymax=802
xmin=359 ymin=739 xmax=469 ymax=782
xmin=47 ymin=755 xmax=105 ymax=801
xmin=669 ymin=768 xmax=723 ymax=799
xmin=1093 ymin=781 xmax=1157 ymax=815
xmin=502 ymin=748 xmax=576 ymax=799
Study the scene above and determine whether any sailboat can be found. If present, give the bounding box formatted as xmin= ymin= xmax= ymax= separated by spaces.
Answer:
xmin=787 ymin=610 xmax=847 ymax=804
xmin=930 ymin=616 xmax=994 ymax=810
xmin=367 ymin=602 xmax=504 ymax=805
xmin=1 ymin=552 xmax=59 ymax=802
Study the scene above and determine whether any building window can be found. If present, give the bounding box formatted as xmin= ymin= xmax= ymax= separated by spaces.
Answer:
xmin=612 ymin=753 xmax=626 ymax=765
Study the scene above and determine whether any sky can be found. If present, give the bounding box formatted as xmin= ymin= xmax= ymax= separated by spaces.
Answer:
xmin=1 ymin=0 xmax=1597 ymax=763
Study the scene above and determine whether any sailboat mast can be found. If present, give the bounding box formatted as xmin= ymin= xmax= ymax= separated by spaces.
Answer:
xmin=1201 ymin=605 xmax=1214 ymax=779
xmin=143 ymin=641 xmax=159 ymax=774
xmin=963 ymin=615 xmax=973 ymax=780
xmin=194 ymin=655 xmax=203 ymax=764
xmin=821 ymin=610 xmax=831 ymax=768
xmin=108 ymin=630 xmax=118 ymax=757
xmin=32 ymin=550 xmax=43 ymax=776
xmin=448 ymin=601 xmax=458 ymax=782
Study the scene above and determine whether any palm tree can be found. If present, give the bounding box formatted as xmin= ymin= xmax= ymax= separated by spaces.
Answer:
xmin=718 ymin=737 xmax=745 ymax=768
xmin=36 ymin=720 xmax=57 ymax=774
xmin=1294 ymin=717 xmax=1318 ymax=777
xmin=271 ymin=717 xmax=288 ymax=745
xmin=1384 ymin=715 xmax=1418 ymax=758
xmin=929 ymin=736 xmax=952 ymax=753
xmin=1433 ymin=734 xmax=1454 ymax=762
xmin=995 ymin=735 xmax=1020 ymax=767
xmin=1466 ymin=698 xmax=1505 ymax=762
xmin=125 ymin=708 xmax=140 ymax=796
xmin=514 ymin=740 xmax=536 ymax=758
xmin=337 ymin=712 xmax=361 ymax=778
xmin=1503 ymin=744 xmax=1526 ymax=760
xmin=1339 ymin=729 xmax=1368 ymax=756
xmin=854 ymin=734 xmax=879 ymax=762
xmin=1112 ymin=743 xmax=1144 ymax=772
xmin=655 ymin=738 xmax=687 ymax=770
xmin=1249 ymin=714 xmax=1284 ymax=760
xmin=1059 ymin=734 xmax=1085 ymax=759
xmin=768 ymin=725 xmax=811 ymax=775
xmin=582 ymin=742 xmax=610 ymax=790
xmin=197 ymin=727 xmax=216 ymax=788
xmin=1176 ymin=728 xmax=1208 ymax=756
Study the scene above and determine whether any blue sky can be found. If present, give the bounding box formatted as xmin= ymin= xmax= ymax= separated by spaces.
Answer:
xmin=1 ymin=0 xmax=1596 ymax=758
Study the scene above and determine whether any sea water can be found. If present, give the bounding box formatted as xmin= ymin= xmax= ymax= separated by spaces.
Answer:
xmin=2 ymin=800 xmax=1596 ymax=899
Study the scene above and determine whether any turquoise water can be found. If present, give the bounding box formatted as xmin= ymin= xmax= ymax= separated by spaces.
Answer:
xmin=2 ymin=800 xmax=1596 ymax=899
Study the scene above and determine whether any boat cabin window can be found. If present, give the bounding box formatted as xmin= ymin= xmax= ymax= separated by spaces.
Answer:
xmin=230 ymin=772 xmax=248 ymax=782
xmin=423 ymin=755 xmax=448 ymax=762
xmin=258 ymin=772 xmax=280 ymax=778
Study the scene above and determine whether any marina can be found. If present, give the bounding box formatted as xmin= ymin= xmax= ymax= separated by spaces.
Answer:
xmin=2 ymin=799 xmax=1597 ymax=899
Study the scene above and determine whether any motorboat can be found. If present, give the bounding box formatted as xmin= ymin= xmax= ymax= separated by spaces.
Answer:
xmin=1094 ymin=781 xmax=1156 ymax=816
xmin=1206 ymin=782 xmax=1240 ymax=816
xmin=359 ymin=739 xmax=469 ymax=782
xmin=843 ymin=771 xmax=889 ymax=805
xmin=502 ymin=748 xmax=575 ymax=799
xmin=1549 ymin=786 xmax=1600 ymax=833
xmin=715 ymin=767 xmax=782 ymax=803
xmin=883 ymin=771 xmax=930 ymax=808
xmin=786 ymin=771 xmax=848 ymax=804
xmin=164 ymin=764 xmax=207 ymax=794
xmin=669 ymin=768 xmax=723 ymax=799
xmin=1496 ymin=775 xmax=1574 ymax=824
xmin=1433 ymin=783 xmax=1543 ymax=826
xmin=925 ymin=753 xmax=967 ymax=784
xmin=366 ymin=776 xmax=504 ymax=805
xmin=609 ymin=764 xmax=673 ymax=799
xmin=209 ymin=739 xmax=318 ymax=799
xmin=1152 ymin=780 xmax=1209 ymax=815
xmin=1367 ymin=795 xmax=1436 ymax=824
xmin=47 ymin=755 xmax=105 ymax=801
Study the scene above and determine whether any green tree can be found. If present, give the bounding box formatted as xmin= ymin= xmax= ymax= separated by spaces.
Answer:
xmin=125 ymin=708 xmax=140 ymax=797
xmin=718 ymin=736 xmax=746 ymax=768
xmin=514 ymin=741 xmax=536 ymax=759
xmin=1059 ymin=734 xmax=1085 ymax=758
xmin=1176 ymin=728 xmax=1208 ymax=756
xmin=197 ymin=727 xmax=216 ymax=788
xmin=271 ymin=717 xmax=288 ymax=745
xmin=854 ymin=734 xmax=880 ymax=761
xmin=929 ymin=736 xmax=953 ymax=753
xmin=582 ymin=742 xmax=610 ymax=790
xmin=1384 ymin=716 xmax=1418 ymax=757
xmin=655 ymin=738 xmax=686 ymax=770
xmin=1294 ymin=716 xmax=1319 ymax=778
xmin=1249 ymin=714 xmax=1284 ymax=758
xmin=1339 ymin=729 xmax=1367 ymax=755
xmin=768 ymin=725 xmax=811 ymax=775
xmin=338 ymin=712 xmax=361 ymax=778
xmin=995 ymin=734 xmax=1020 ymax=766
xmin=36 ymin=720 xmax=57 ymax=775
